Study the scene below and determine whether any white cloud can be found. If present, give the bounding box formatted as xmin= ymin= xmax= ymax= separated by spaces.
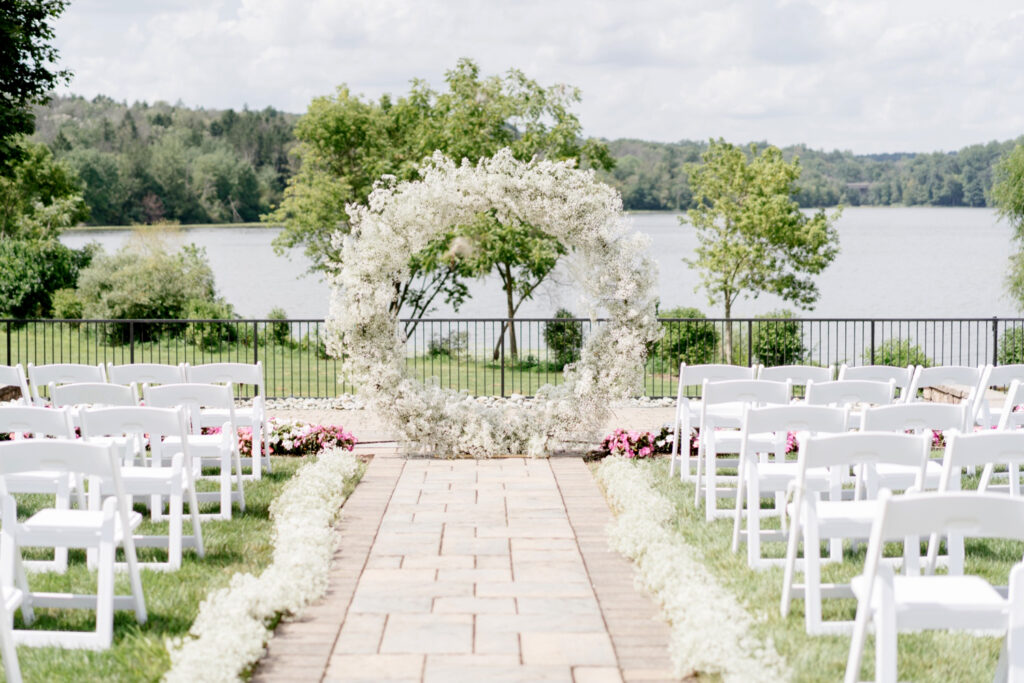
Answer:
xmin=52 ymin=0 xmax=1024 ymax=152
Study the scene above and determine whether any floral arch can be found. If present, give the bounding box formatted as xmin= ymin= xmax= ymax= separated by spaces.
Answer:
xmin=326 ymin=149 xmax=660 ymax=457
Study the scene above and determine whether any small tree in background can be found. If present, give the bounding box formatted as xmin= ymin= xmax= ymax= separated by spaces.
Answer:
xmin=997 ymin=327 xmax=1024 ymax=365
xmin=656 ymin=306 xmax=720 ymax=369
xmin=752 ymin=309 xmax=806 ymax=367
xmin=543 ymin=308 xmax=583 ymax=370
xmin=993 ymin=143 xmax=1024 ymax=308
xmin=866 ymin=339 xmax=932 ymax=368
xmin=683 ymin=139 xmax=840 ymax=361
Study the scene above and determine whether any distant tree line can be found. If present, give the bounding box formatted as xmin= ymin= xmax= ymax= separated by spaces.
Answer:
xmin=28 ymin=94 xmax=1024 ymax=224
xmin=601 ymin=137 xmax=1023 ymax=210
xmin=31 ymin=94 xmax=298 ymax=225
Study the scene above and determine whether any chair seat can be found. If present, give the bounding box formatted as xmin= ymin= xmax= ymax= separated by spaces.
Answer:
xmin=875 ymin=461 xmax=942 ymax=487
xmin=20 ymin=508 xmax=142 ymax=544
xmin=105 ymin=468 xmax=185 ymax=494
xmin=851 ymin=574 xmax=1008 ymax=631
xmin=199 ymin=406 xmax=259 ymax=426
xmin=752 ymin=463 xmax=830 ymax=490
xmin=789 ymin=499 xmax=878 ymax=537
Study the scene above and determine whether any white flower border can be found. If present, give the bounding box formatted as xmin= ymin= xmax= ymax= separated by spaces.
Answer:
xmin=163 ymin=448 xmax=362 ymax=682
xmin=595 ymin=456 xmax=789 ymax=682
xmin=326 ymin=149 xmax=660 ymax=457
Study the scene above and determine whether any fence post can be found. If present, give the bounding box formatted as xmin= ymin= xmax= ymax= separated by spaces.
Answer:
xmin=870 ymin=320 xmax=876 ymax=365
xmin=500 ymin=321 xmax=506 ymax=398
xmin=129 ymin=321 xmax=135 ymax=364
xmin=253 ymin=320 xmax=259 ymax=366
xmin=746 ymin=319 xmax=753 ymax=367
xmin=993 ymin=317 xmax=999 ymax=366
xmin=5 ymin=320 xmax=10 ymax=366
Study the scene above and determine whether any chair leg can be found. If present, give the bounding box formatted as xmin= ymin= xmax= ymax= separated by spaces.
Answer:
xmin=705 ymin=444 xmax=717 ymax=521
xmin=731 ymin=459 xmax=747 ymax=553
xmin=0 ymin=594 xmax=22 ymax=683
xmin=95 ymin=535 xmax=116 ymax=650
xmin=803 ymin=505 xmax=824 ymax=634
xmin=781 ymin=495 xmax=803 ymax=618
xmin=168 ymin=488 xmax=183 ymax=571
xmin=747 ymin=472 xmax=763 ymax=568
xmin=185 ymin=472 xmax=205 ymax=558
xmin=874 ymin=568 xmax=898 ymax=683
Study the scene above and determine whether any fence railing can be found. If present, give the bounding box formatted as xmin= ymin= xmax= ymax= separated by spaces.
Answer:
xmin=4 ymin=317 xmax=1024 ymax=399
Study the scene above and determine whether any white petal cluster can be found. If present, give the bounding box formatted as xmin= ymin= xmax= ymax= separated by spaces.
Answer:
xmin=327 ymin=149 xmax=661 ymax=457
xmin=595 ymin=457 xmax=789 ymax=682
xmin=163 ymin=448 xmax=362 ymax=682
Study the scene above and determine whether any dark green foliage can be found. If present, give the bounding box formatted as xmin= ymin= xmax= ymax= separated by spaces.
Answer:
xmin=184 ymin=298 xmax=238 ymax=350
xmin=656 ymin=306 xmax=720 ymax=368
xmin=997 ymin=328 xmax=1024 ymax=365
xmin=0 ymin=0 xmax=71 ymax=176
xmin=0 ymin=239 xmax=94 ymax=318
xmin=50 ymin=287 xmax=82 ymax=320
xmin=428 ymin=331 xmax=469 ymax=358
xmin=543 ymin=309 xmax=584 ymax=370
xmin=866 ymin=339 xmax=933 ymax=368
xmin=267 ymin=307 xmax=292 ymax=347
xmin=752 ymin=310 xmax=806 ymax=366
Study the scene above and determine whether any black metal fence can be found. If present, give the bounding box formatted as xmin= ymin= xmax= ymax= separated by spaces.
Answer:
xmin=4 ymin=317 xmax=1024 ymax=398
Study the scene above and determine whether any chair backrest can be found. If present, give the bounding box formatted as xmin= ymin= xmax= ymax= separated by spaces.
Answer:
xmin=798 ymin=431 xmax=930 ymax=496
xmin=143 ymin=382 xmax=236 ymax=434
xmin=0 ymin=405 xmax=75 ymax=439
xmin=107 ymin=362 xmax=186 ymax=387
xmin=0 ymin=439 xmax=119 ymax=480
xmin=185 ymin=362 xmax=264 ymax=394
xmin=27 ymin=362 xmax=107 ymax=405
xmin=860 ymin=402 xmax=969 ymax=434
xmin=743 ymin=404 xmax=848 ymax=437
xmin=702 ymin=379 xmax=791 ymax=407
xmin=804 ymin=379 xmax=896 ymax=408
xmin=838 ymin=363 xmax=914 ymax=387
xmin=677 ymin=363 xmax=756 ymax=398
xmin=986 ymin=364 xmax=1024 ymax=389
xmin=757 ymin=364 xmax=833 ymax=385
xmin=939 ymin=430 xmax=1024 ymax=492
xmin=80 ymin=405 xmax=190 ymax=465
xmin=907 ymin=365 xmax=983 ymax=396
xmin=50 ymin=382 xmax=137 ymax=409
xmin=0 ymin=364 xmax=30 ymax=405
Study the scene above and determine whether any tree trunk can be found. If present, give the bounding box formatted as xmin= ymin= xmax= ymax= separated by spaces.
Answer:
xmin=723 ymin=298 xmax=733 ymax=364
xmin=492 ymin=264 xmax=519 ymax=361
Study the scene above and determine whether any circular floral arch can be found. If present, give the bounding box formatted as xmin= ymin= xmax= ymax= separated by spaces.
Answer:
xmin=326 ymin=149 xmax=660 ymax=457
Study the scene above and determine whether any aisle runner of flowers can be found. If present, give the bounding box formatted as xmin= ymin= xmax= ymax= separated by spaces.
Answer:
xmin=595 ymin=456 xmax=789 ymax=682
xmin=163 ymin=427 xmax=363 ymax=682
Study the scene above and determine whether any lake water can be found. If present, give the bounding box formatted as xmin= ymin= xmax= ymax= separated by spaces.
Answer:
xmin=61 ymin=207 xmax=1018 ymax=320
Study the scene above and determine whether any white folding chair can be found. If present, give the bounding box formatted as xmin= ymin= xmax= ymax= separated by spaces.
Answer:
xmin=80 ymin=406 xmax=205 ymax=571
xmin=143 ymin=383 xmax=245 ymax=521
xmin=860 ymin=402 xmax=970 ymax=493
xmin=0 ymin=365 xmax=30 ymax=406
xmin=0 ymin=581 xmax=22 ymax=683
xmin=0 ymin=406 xmax=78 ymax=573
xmin=928 ymin=430 xmax=1024 ymax=576
xmin=0 ymin=440 xmax=146 ymax=650
xmin=106 ymin=363 xmax=186 ymax=399
xmin=694 ymin=379 xmax=791 ymax=520
xmin=731 ymin=404 xmax=848 ymax=569
xmin=780 ymin=431 xmax=930 ymax=634
xmin=185 ymin=362 xmax=269 ymax=479
xmin=805 ymin=379 xmax=897 ymax=430
xmin=977 ymin=365 xmax=1024 ymax=429
xmin=670 ymin=363 xmax=758 ymax=481
xmin=50 ymin=382 xmax=138 ymax=410
xmin=25 ymin=363 xmax=107 ymax=407
xmin=846 ymin=490 xmax=1024 ymax=683
xmin=837 ymin=364 xmax=914 ymax=403
xmin=757 ymin=364 xmax=834 ymax=387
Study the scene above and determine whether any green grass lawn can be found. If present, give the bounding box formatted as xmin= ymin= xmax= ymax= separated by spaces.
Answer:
xmin=3 ymin=456 xmax=337 ymax=682
xmin=631 ymin=457 xmax=1016 ymax=682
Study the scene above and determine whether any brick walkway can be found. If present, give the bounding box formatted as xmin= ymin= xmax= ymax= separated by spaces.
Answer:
xmin=253 ymin=452 xmax=680 ymax=683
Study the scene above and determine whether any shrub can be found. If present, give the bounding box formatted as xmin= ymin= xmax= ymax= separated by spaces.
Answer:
xmin=998 ymin=327 xmax=1024 ymax=365
xmin=184 ymin=298 xmax=238 ymax=351
xmin=428 ymin=330 xmax=469 ymax=358
xmin=544 ymin=308 xmax=583 ymax=370
xmin=752 ymin=309 xmax=806 ymax=366
xmin=0 ymin=239 xmax=95 ymax=319
xmin=51 ymin=288 xmax=83 ymax=320
xmin=866 ymin=339 xmax=933 ymax=367
xmin=76 ymin=231 xmax=219 ymax=343
xmin=657 ymin=306 xmax=719 ymax=369
xmin=267 ymin=307 xmax=292 ymax=347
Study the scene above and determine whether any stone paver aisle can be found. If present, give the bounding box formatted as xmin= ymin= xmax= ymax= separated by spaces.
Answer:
xmin=254 ymin=453 xmax=679 ymax=683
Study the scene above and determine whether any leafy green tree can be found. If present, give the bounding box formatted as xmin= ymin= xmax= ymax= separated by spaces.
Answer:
xmin=0 ymin=140 xmax=88 ymax=239
xmin=0 ymin=238 xmax=94 ymax=318
xmin=656 ymin=306 xmax=720 ymax=368
xmin=752 ymin=309 xmax=805 ymax=366
xmin=994 ymin=143 xmax=1024 ymax=309
xmin=866 ymin=339 xmax=932 ymax=368
xmin=543 ymin=308 xmax=583 ymax=370
xmin=682 ymin=139 xmax=840 ymax=360
xmin=0 ymin=0 xmax=71 ymax=175
xmin=268 ymin=58 xmax=613 ymax=343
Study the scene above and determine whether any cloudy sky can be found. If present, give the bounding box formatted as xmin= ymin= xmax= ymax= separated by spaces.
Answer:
xmin=53 ymin=0 xmax=1024 ymax=154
